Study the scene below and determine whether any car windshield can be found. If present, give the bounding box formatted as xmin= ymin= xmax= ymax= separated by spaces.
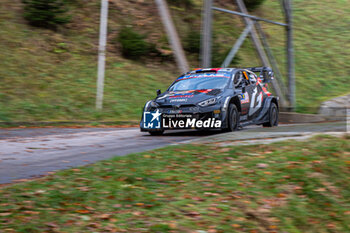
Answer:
xmin=168 ymin=73 xmax=230 ymax=91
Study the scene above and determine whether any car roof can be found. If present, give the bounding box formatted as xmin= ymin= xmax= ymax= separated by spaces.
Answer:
xmin=187 ymin=68 xmax=237 ymax=74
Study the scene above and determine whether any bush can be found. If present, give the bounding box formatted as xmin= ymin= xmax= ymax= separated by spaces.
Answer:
xmin=22 ymin=0 xmax=70 ymax=29
xmin=166 ymin=0 xmax=194 ymax=9
xmin=212 ymin=44 xmax=241 ymax=68
xmin=184 ymin=31 xmax=201 ymax=54
xmin=243 ymin=0 xmax=266 ymax=11
xmin=117 ymin=27 xmax=151 ymax=60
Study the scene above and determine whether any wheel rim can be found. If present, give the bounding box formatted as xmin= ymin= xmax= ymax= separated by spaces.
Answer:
xmin=271 ymin=107 xmax=277 ymax=125
xmin=231 ymin=110 xmax=237 ymax=129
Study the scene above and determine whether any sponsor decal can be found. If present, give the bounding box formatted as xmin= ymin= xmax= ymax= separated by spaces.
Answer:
xmin=240 ymin=92 xmax=250 ymax=104
xmin=143 ymin=110 xmax=162 ymax=129
xmin=144 ymin=110 xmax=221 ymax=129
xmin=163 ymin=115 xmax=222 ymax=129
xmin=249 ymin=87 xmax=263 ymax=116
xmin=176 ymin=73 xmax=231 ymax=81
xmin=262 ymin=86 xmax=271 ymax=96
xmin=169 ymin=95 xmax=194 ymax=99
xmin=157 ymin=90 xmax=194 ymax=100
xmin=167 ymin=109 xmax=183 ymax=114
xmin=196 ymin=89 xmax=213 ymax=94
xmin=158 ymin=89 xmax=219 ymax=101
xmin=170 ymin=98 xmax=188 ymax=103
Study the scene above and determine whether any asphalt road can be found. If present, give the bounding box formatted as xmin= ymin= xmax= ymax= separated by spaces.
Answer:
xmin=0 ymin=122 xmax=347 ymax=184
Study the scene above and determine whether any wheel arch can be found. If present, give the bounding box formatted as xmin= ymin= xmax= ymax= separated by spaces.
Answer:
xmin=229 ymin=96 xmax=242 ymax=113
xmin=270 ymin=97 xmax=279 ymax=112
xmin=221 ymin=96 xmax=241 ymax=129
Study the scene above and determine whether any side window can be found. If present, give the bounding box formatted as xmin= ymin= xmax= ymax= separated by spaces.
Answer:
xmin=248 ymin=72 xmax=257 ymax=84
xmin=242 ymin=71 xmax=251 ymax=86
xmin=233 ymin=72 xmax=243 ymax=87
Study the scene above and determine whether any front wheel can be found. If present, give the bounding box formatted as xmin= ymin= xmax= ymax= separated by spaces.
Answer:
xmin=225 ymin=104 xmax=240 ymax=132
xmin=263 ymin=102 xmax=278 ymax=127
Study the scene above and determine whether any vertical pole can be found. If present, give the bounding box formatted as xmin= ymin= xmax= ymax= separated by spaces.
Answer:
xmin=285 ymin=0 xmax=295 ymax=110
xmin=235 ymin=0 xmax=269 ymax=67
xmin=255 ymin=22 xmax=287 ymax=95
xmin=96 ymin=0 xmax=109 ymax=110
xmin=236 ymin=0 xmax=287 ymax=107
xmin=221 ymin=21 xmax=254 ymax=68
xmin=155 ymin=0 xmax=189 ymax=73
xmin=201 ymin=0 xmax=213 ymax=68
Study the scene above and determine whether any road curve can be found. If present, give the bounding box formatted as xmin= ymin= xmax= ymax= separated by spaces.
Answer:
xmin=0 ymin=122 xmax=346 ymax=184
xmin=0 ymin=128 xmax=221 ymax=184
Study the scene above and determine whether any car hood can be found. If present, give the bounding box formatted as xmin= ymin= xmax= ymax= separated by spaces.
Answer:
xmin=155 ymin=89 xmax=222 ymax=105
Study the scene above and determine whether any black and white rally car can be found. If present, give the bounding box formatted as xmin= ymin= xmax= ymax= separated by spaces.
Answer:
xmin=140 ymin=67 xmax=279 ymax=135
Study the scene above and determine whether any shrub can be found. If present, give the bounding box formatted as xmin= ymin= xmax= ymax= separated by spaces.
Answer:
xmin=22 ymin=0 xmax=70 ymax=29
xmin=243 ymin=0 xmax=266 ymax=11
xmin=212 ymin=44 xmax=241 ymax=68
xmin=166 ymin=0 xmax=194 ymax=9
xmin=117 ymin=27 xmax=151 ymax=60
xmin=184 ymin=31 xmax=201 ymax=54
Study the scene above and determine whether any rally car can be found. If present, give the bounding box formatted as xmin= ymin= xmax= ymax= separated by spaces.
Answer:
xmin=140 ymin=67 xmax=279 ymax=135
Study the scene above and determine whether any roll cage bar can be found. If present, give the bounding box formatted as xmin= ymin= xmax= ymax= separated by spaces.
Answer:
xmin=243 ymin=67 xmax=274 ymax=83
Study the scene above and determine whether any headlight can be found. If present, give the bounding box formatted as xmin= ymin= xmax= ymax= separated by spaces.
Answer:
xmin=198 ymin=97 xmax=220 ymax=107
xmin=145 ymin=101 xmax=158 ymax=111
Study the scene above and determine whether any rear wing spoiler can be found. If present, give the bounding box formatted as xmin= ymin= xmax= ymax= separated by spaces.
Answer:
xmin=245 ymin=67 xmax=274 ymax=83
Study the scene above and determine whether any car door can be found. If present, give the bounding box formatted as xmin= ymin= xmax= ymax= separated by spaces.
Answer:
xmin=235 ymin=71 xmax=250 ymax=120
xmin=244 ymin=71 xmax=264 ymax=120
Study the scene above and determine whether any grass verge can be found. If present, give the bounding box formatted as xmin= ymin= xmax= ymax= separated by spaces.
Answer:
xmin=1 ymin=134 xmax=349 ymax=232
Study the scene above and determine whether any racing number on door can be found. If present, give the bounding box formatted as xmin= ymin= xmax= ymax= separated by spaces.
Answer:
xmin=249 ymin=86 xmax=262 ymax=116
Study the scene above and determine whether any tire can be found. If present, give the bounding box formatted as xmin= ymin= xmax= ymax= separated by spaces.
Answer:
xmin=263 ymin=102 xmax=278 ymax=127
xmin=149 ymin=131 xmax=164 ymax=136
xmin=225 ymin=104 xmax=240 ymax=132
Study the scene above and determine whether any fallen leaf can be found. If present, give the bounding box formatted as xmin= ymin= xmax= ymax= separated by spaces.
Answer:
xmin=0 ymin=213 xmax=11 ymax=216
xmin=186 ymin=211 xmax=200 ymax=217
xmin=80 ymin=215 xmax=91 ymax=221
xmin=277 ymin=193 xmax=287 ymax=198
xmin=132 ymin=211 xmax=142 ymax=216
xmin=218 ymin=148 xmax=230 ymax=153
xmin=314 ymin=188 xmax=326 ymax=192
xmin=76 ymin=210 xmax=90 ymax=214
xmin=23 ymin=211 xmax=39 ymax=215
xmin=257 ymin=163 xmax=269 ymax=168
xmin=98 ymin=214 xmax=111 ymax=219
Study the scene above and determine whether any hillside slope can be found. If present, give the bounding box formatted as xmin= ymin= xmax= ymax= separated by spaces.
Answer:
xmin=258 ymin=0 xmax=350 ymax=111
xmin=0 ymin=0 xmax=349 ymax=121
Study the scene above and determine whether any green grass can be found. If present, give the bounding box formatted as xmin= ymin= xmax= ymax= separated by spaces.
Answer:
xmin=258 ymin=0 xmax=350 ymax=111
xmin=0 ymin=0 xmax=173 ymax=122
xmin=1 ymin=135 xmax=349 ymax=232
xmin=0 ymin=0 xmax=349 ymax=122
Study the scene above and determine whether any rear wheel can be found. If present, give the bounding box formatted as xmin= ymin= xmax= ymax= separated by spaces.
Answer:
xmin=149 ymin=131 xmax=164 ymax=136
xmin=263 ymin=102 xmax=278 ymax=127
xmin=226 ymin=104 xmax=240 ymax=131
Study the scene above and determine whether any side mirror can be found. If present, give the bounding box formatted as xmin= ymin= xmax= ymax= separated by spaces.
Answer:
xmin=263 ymin=71 xmax=274 ymax=83
xmin=156 ymin=89 xmax=161 ymax=96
